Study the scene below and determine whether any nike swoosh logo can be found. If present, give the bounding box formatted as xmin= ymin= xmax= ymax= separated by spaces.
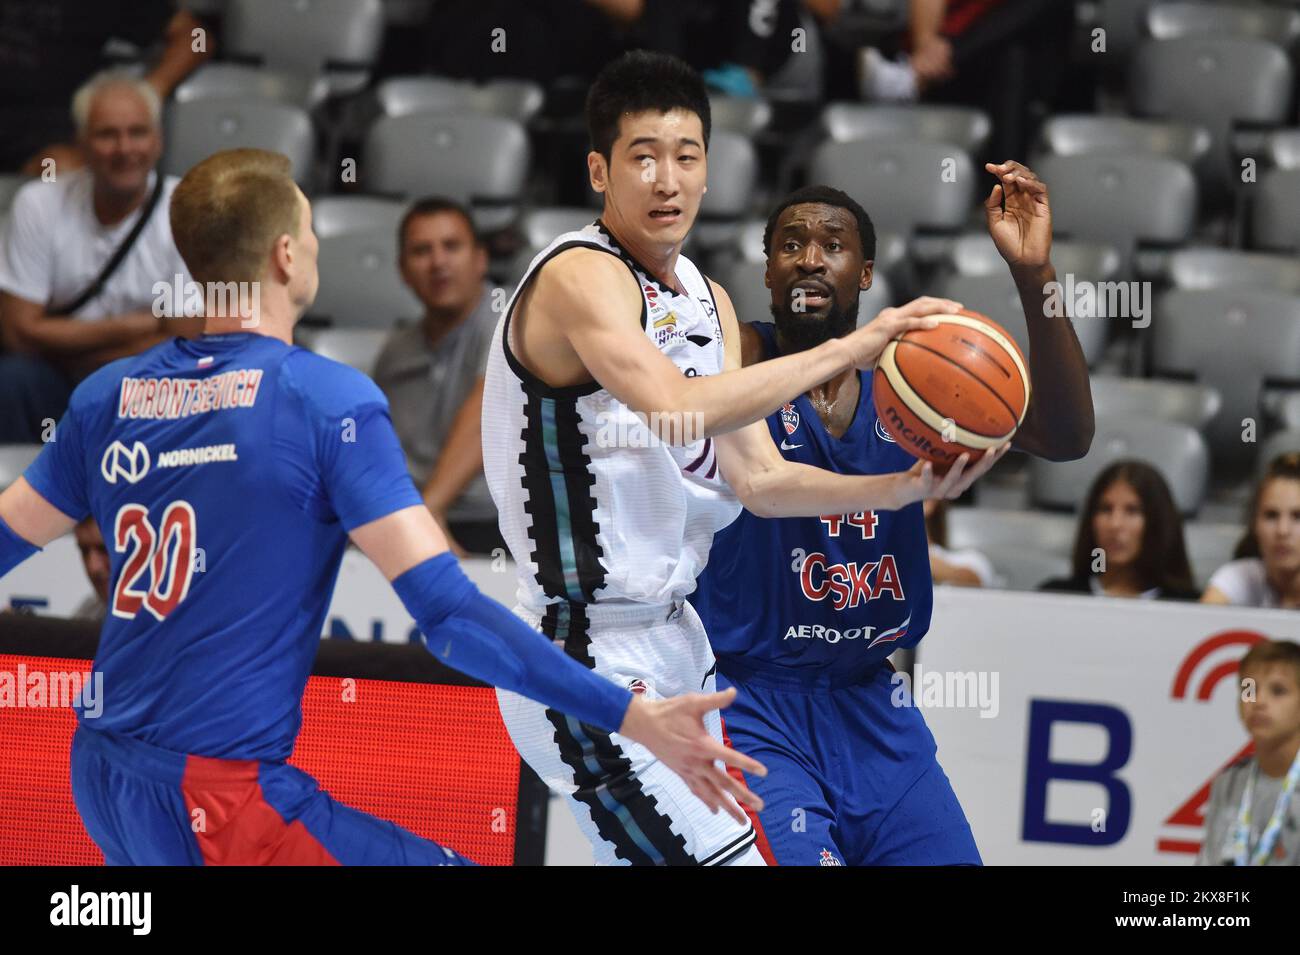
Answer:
xmin=780 ymin=440 xmax=802 ymax=450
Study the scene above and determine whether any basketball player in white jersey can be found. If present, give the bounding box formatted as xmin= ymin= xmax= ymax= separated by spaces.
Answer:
xmin=482 ymin=50 xmax=1007 ymax=866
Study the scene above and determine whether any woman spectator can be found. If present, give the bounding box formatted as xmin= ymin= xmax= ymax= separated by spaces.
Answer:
xmin=924 ymin=499 xmax=1000 ymax=588
xmin=1040 ymin=460 xmax=1200 ymax=600
xmin=1203 ymin=453 xmax=1300 ymax=609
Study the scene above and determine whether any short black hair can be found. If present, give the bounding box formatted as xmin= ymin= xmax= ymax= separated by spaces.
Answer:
xmin=763 ymin=185 xmax=876 ymax=261
xmin=398 ymin=196 xmax=480 ymax=250
xmin=586 ymin=50 xmax=711 ymax=160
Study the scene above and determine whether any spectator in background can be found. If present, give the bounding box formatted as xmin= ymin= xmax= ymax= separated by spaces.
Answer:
xmin=372 ymin=198 xmax=502 ymax=557
xmin=73 ymin=516 xmax=109 ymax=623
xmin=923 ymin=499 xmax=999 ymax=587
xmin=1204 ymin=453 xmax=1300 ymax=609
xmin=858 ymin=0 xmax=1073 ymax=164
xmin=1197 ymin=640 xmax=1300 ymax=865
xmin=1040 ymin=460 xmax=1200 ymax=600
xmin=0 ymin=0 xmax=211 ymax=174
xmin=0 ymin=71 xmax=200 ymax=443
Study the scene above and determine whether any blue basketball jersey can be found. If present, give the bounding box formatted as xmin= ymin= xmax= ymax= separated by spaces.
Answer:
xmin=693 ymin=322 xmax=932 ymax=683
xmin=24 ymin=333 xmax=421 ymax=761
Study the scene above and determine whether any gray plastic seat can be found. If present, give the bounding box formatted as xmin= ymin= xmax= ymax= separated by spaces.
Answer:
xmin=1166 ymin=246 xmax=1300 ymax=294
xmin=173 ymin=63 xmax=327 ymax=110
xmin=1264 ymin=129 xmax=1300 ymax=170
xmin=1184 ymin=521 xmax=1245 ymax=589
xmin=945 ymin=507 xmax=1077 ymax=555
xmin=503 ymin=207 xmax=597 ymax=285
xmin=810 ymin=139 xmax=976 ymax=238
xmin=935 ymin=272 xmax=1109 ymax=367
xmin=1259 ymin=429 xmax=1300 ymax=477
xmin=718 ymin=260 xmax=893 ymax=328
xmin=0 ymin=445 xmax=41 ymax=490
xmin=363 ymin=113 xmax=530 ymax=233
xmin=1251 ymin=169 xmax=1300 ymax=253
xmin=1030 ymin=415 xmax=1210 ymax=516
xmin=375 ymin=76 xmax=545 ymax=123
xmin=1089 ymin=375 xmax=1222 ymax=430
xmin=296 ymin=327 xmax=391 ymax=374
xmin=1096 ymin=0 xmax=1165 ymax=60
xmin=822 ymin=103 xmax=991 ymax=156
xmin=949 ymin=232 xmax=1122 ymax=282
xmin=308 ymin=229 xmax=422 ymax=326
xmin=225 ymin=0 xmax=385 ymax=97
xmin=709 ymin=94 xmax=772 ymax=138
xmin=1147 ymin=2 xmax=1300 ymax=44
xmin=1128 ymin=36 xmax=1294 ymax=191
xmin=1152 ymin=289 xmax=1300 ymax=465
xmin=694 ymin=131 xmax=759 ymax=251
xmin=163 ymin=98 xmax=315 ymax=187
xmin=311 ymin=196 xmax=409 ymax=241
xmin=1037 ymin=114 xmax=1211 ymax=167
xmin=1031 ymin=154 xmax=1196 ymax=272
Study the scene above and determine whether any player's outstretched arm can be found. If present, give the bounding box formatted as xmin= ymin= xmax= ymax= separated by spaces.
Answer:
xmin=0 ymin=478 xmax=77 ymax=577
xmin=531 ymin=250 xmax=946 ymax=443
xmin=350 ymin=505 xmax=766 ymax=822
xmin=983 ymin=160 xmax=1094 ymax=461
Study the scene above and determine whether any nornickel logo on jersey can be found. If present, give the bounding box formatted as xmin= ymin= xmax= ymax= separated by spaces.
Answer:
xmin=101 ymin=441 xmax=151 ymax=485
xmin=819 ymin=848 xmax=843 ymax=866
xmin=781 ymin=403 xmax=800 ymax=435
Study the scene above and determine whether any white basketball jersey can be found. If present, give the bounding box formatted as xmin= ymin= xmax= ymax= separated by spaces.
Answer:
xmin=483 ymin=220 xmax=741 ymax=614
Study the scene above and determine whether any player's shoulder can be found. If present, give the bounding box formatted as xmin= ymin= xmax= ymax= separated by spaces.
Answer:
xmin=66 ymin=339 xmax=177 ymax=415
xmin=280 ymin=346 xmax=389 ymax=416
xmin=530 ymin=245 xmax=640 ymax=315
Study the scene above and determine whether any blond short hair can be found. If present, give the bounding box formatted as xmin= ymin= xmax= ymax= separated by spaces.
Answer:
xmin=170 ymin=149 xmax=302 ymax=286
xmin=72 ymin=69 xmax=162 ymax=136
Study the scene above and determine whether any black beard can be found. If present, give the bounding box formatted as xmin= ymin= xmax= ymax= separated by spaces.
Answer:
xmin=770 ymin=294 xmax=860 ymax=354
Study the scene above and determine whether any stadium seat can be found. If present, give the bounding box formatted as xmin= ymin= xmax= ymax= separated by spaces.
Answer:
xmin=945 ymin=507 xmax=1076 ymax=557
xmin=1089 ymin=375 xmax=1222 ymax=431
xmin=163 ymin=98 xmax=315 ymax=188
xmin=295 ymin=327 xmax=390 ymax=375
xmin=0 ymin=445 xmax=41 ymax=491
xmin=1030 ymin=415 xmax=1210 ymax=516
xmin=978 ymin=546 xmax=1071 ymax=591
xmin=1095 ymin=0 xmax=1165 ymax=60
xmin=1264 ymin=128 xmax=1300 ymax=170
xmin=1258 ymin=429 xmax=1300 ymax=476
xmin=810 ymin=140 xmax=976 ymax=238
xmin=949 ymin=232 xmax=1122 ymax=282
xmin=374 ymin=77 xmax=545 ymax=124
xmin=307 ymin=229 xmax=422 ymax=326
xmin=708 ymin=94 xmax=772 ymax=138
xmin=1128 ymin=37 xmax=1294 ymax=192
xmin=1036 ymin=115 xmax=1211 ymax=168
xmin=173 ymin=63 xmax=327 ymax=110
xmin=694 ymin=131 xmax=759 ymax=252
xmin=1151 ymin=289 xmax=1300 ymax=466
xmin=1184 ymin=520 xmax=1245 ymax=589
xmin=1146 ymin=2 xmax=1300 ymax=45
xmin=821 ymin=103 xmax=992 ymax=156
xmin=362 ymin=113 xmax=530 ymax=233
xmin=934 ymin=272 xmax=1108 ymax=367
xmin=311 ymin=196 xmax=409 ymax=241
xmin=224 ymin=0 xmax=385 ymax=97
xmin=1031 ymin=154 xmax=1196 ymax=273
xmin=1165 ymin=247 xmax=1300 ymax=294
xmin=1250 ymin=168 xmax=1300 ymax=252
xmin=719 ymin=261 xmax=893 ymax=328
xmin=503 ymin=207 xmax=597 ymax=285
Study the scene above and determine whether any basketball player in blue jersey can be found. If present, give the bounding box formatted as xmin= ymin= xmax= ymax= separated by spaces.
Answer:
xmin=693 ymin=163 xmax=1096 ymax=865
xmin=0 ymin=148 xmax=767 ymax=866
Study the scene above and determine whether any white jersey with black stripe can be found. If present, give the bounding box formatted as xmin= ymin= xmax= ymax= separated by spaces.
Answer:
xmin=482 ymin=220 xmax=741 ymax=615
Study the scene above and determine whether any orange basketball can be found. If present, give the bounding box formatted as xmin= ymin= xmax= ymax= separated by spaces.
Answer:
xmin=872 ymin=308 xmax=1030 ymax=469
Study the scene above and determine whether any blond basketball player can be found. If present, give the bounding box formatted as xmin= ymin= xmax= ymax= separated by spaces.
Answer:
xmin=482 ymin=51 xmax=1006 ymax=866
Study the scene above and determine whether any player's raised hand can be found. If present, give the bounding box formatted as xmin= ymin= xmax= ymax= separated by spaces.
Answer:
xmin=985 ymin=160 xmax=1051 ymax=272
xmin=618 ymin=687 xmax=766 ymax=824
xmin=893 ymin=442 xmax=1012 ymax=508
xmin=843 ymin=297 xmax=962 ymax=372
